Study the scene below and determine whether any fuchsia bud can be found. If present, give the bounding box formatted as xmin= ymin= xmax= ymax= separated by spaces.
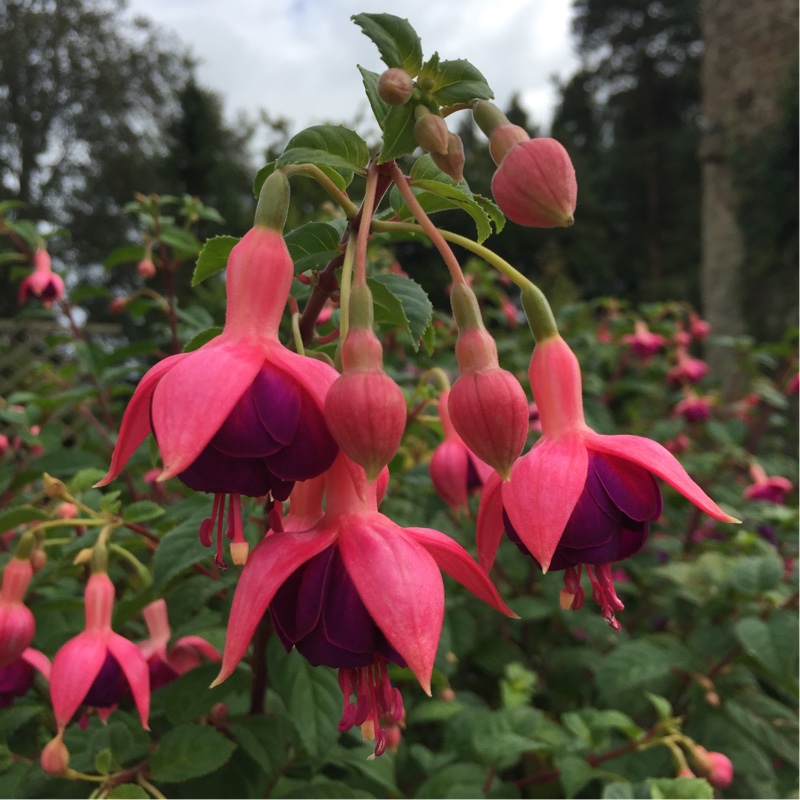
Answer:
xmin=377 ymin=68 xmax=414 ymax=105
xmin=0 ymin=552 xmax=35 ymax=669
xmin=40 ymin=732 xmax=70 ymax=776
xmin=693 ymin=746 xmax=734 ymax=788
xmin=491 ymin=138 xmax=577 ymax=228
xmin=430 ymin=133 xmax=466 ymax=184
xmin=448 ymin=283 xmax=528 ymax=479
xmin=0 ymin=434 xmax=9 ymax=456
xmin=57 ymin=502 xmax=78 ymax=519
xmin=325 ymin=286 xmax=407 ymax=481
xmin=137 ymin=258 xmax=156 ymax=280
xmin=413 ymin=108 xmax=449 ymax=155
xmin=489 ymin=124 xmax=531 ymax=166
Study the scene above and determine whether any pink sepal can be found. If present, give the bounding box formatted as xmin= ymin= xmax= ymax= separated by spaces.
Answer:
xmin=50 ymin=633 xmax=107 ymax=730
xmin=152 ymin=341 xmax=266 ymax=479
xmin=584 ymin=433 xmax=738 ymax=523
xmin=430 ymin=440 xmax=470 ymax=510
xmin=96 ymin=706 xmax=116 ymax=724
xmin=171 ymin=636 xmax=221 ymax=670
xmin=405 ymin=526 xmax=516 ymax=618
xmin=21 ymin=647 xmax=51 ymax=680
xmin=340 ymin=514 xmax=443 ymax=695
xmin=215 ymin=527 xmax=337 ymax=685
xmin=475 ymin=472 xmax=505 ymax=571
xmin=503 ymin=436 xmax=588 ymax=572
xmin=95 ymin=353 xmax=187 ymax=486
xmin=106 ymin=633 xmax=150 ymax=729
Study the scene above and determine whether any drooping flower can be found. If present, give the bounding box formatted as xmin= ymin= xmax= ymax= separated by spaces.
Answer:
xmin=0 ymin=648 xmax=50 ymax=707
xmin=622 ymin=320 xmax=665 ymax=359
xmin=668 ymin=346 xmax=709 ymax=386
xmin=138 ymin=599 xmax=220 ymax=690
xmin=18 ymin=249 xmax=65 ymax=308
xmin=214 ymin=453 xmax=514 ymax=755
xmin=429 ymin=390 xmax=494 ymax=513
xmin=674 ymin=391 xmax=714 ymax=423
xmin=688 ymin=311 xmax=711 ymax=341
xmin=477 ymin=335 xmax=736 ymax=629
xmin=97 ymin=225 xmax=339 ymax=567
xmin=49 ymin=572 xmax=149 ymax=731
xmin=0 ymin=550 xmax=35 ymax=668
xmin=743 ymin=463 xmax=794 ymax=505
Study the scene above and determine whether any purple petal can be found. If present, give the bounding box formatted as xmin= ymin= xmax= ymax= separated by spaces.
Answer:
xmin=179 ymin=444 xmax=275 ymax=497
xmin=83 ymin=652 xmax=128 ymax=708
xmin=212 ymin=382 xmax=283 ymax=457
xmin=253 ymin=363 xmax=302 ymax=445
xmin=592 ymin=452 xmax=662 ymax=522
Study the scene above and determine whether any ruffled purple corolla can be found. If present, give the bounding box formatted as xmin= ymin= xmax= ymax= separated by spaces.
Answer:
xmin=97 ymin=226 xmax=340 ymax=567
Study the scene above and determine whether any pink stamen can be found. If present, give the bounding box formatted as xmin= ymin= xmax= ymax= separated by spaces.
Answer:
xmin=268 ymin=497 xmax=284 ymax=533
xmin=213 ymin=494 xmax=228 ymax=570
xmin=586 ymin=563 xmax=624 ymax=630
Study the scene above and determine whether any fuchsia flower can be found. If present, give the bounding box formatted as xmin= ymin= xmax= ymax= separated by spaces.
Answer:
xmin=674 ymin=391 xmax=714 ymax=423
xmin=49 ymin=572 xmax=149 ymax=731
xmin=668 ymin=346 xmax=709 ymax=386
xmin=18 ymin=249 xmax=65 ymax=308
xmin=429 ymin=390 xmax=494 ymax=513
xmin=97 ymin=225 xmax=339 ymax=566
xmin=622 ymin=320 xmax=665 ymax=359
xmin=0 ymin=553 xmax=35 ymax=668
xmin=743 ymin=463 xmax=794 ymax=505
xmin=477 ymin=335 xmax=736 ymax=629
xmin=689 ymin=311 xmax=711 ymax=341
xmin=138 ymin=599 xmax=220 ymax=690
xmin=214 ymin=453 xmax=514 ymax=756
xmin=694 ymin=746 xmax=734 ymax=788
xmin=1 ymin=648 xmax=50 ymax=708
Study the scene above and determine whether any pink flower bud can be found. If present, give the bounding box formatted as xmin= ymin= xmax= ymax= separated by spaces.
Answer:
xmin=430 ymin=132 xmax=465 ymax=183
xmin=110 ymin=297 xmax=129 ymax=314
xmin=0 ymin=435 xmax=8 ymax=456
xmin=0 ymin=556 xmax=35 ymax=668
xmin=137 ymin=258 xmax=156 ymax=279
xmin=674 ymin=392 xmax=713 ymax=423
xmin=57 ymin=502 xmax=78 ymax=520
xmin=325 ymin=328 xmax=407 ymax=481
xmin=414 ymin=111 xmax=449 ymax=155
xmin=694 ymin=746 xmax=733 ymax=788
xmin=41 ymin=733 xmax=70 ymax=776
xmin=377 ymin=68 xmax=414 ymax=105
xmin=491 ymin=138 xmax=577 ymax=228
xmin=448 ymin=326 xmax=528 ymax=479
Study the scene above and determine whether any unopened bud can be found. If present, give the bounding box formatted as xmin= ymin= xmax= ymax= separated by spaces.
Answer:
xmin=57 ymin=502 xmax=78 ymax=520
xmin=43 ymin=473 xmax=68 ymax=499
xmin=377 ymin=68 xmax=414 ymax=105
xmin=414 ymin=108 xmax=449 ymax=155
xmin=431 ymin=133 xmax=465 ymax=183
xmin=110 ymin=297 xmax=129 ymax=314
xmin=489 ymin=124 xmax=530 ymax=165
xmin=41 ymin=734 xmax=70 ymax=776
xmin=137 ymin=258 xmax=156 ymax=279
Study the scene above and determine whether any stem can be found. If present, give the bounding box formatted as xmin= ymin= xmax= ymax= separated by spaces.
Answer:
xmin=288 ymin=296 xmax=305 ymax=356
xmin=249 ymin=615 xmax=272 ymax=715
xmin=137 ymin=775 xmax=167 ymax=800
xmin=108 ymin=543 xmax=153 ymax=588
xmin=280 ymin=163 xmax=359 ymax=218
xmin=353 ymin=163 xmax=380 ymax=287
xmin=338 ymin=232 xmax=358 ymax=343
xmin=388 ymin=164 xmax=466 ymax=285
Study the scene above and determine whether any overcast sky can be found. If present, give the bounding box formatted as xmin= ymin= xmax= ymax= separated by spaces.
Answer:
xmin=126 ymin=0 xmax=580 ymax=140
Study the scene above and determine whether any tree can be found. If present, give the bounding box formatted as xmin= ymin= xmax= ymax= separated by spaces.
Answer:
xmin=0 ymin=0 xmax=189 ymax=316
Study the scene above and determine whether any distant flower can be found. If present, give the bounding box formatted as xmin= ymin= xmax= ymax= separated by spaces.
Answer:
xmin=674 ymin=391 xmax=714 ymax=423
xmin=622 ymin=320 xmax=665 ymax=359
xmin=0 ymin=648 xmax=50 ymax=708
xmin=667 ymin=346 xmax=709 ymax=386
xmin=743 ymin=463 xmax=794 ymax=505
xmin=18 ymin=249 xmax=65 ymax=308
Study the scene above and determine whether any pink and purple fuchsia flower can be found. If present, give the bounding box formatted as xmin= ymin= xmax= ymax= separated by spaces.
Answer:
xmin=478 ymin=335 xmax=737 ymax=629
xmin=97 ymin=225 xmax=339 ymax=566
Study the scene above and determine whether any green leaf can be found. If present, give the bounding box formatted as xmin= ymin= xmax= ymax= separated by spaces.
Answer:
xmin=230 ymin=716 xmax=293 ymax=781
xmin=0 ymin=251 xmax=26 ymax=265
xmin=183 ymin=327 xmax=223 ymax=353
xmin=94 ymin=747 xmax=113 ymax=775
xmin=104 ymin=245 xmax=145 ymax=269
xmin=735 ymin=611 xmax=799 ymax=687
xmin=152 ymin=517 xmax=212 ymax=591
xmin=413 ymin=179 xmax=494 ymax=242
xmin=369 ymin=273 xmax=433 ymax=351
xmin=122 ymin=501 xmax=164 ymax=524
xmin=357 ymin=65 xmax=391 ymax=126
xmin=158 ymin=227 xmax=200 ymax=256
xmin=285 ymin=220 xmax=347 ymax=274
xmin=648 ymin=777 xmax=713 ymax=799
xmin=378 ymin=103 xmax=418 ymax=163
xmin=728 ymin=552 xmax=783 ymax=596
xmin=602 ymin=783 xmax=637 ymax=799
xmin=149 ymin=724 xmax=236 ymax=783
xmin=192 ymin=236 xmax=239 ymax=286
xmin=269 ymin=638 xmax=342 ymax=760
xmin=0 ymin=199 xmax=27 ymax=214
xmin=0 ymin=704 xmax=44 ymax=738
xmin=351 ymin=13 xmax=423 ymax=76
xmin=252 ymin=162 xmax=275 ymax=198
xmin=162 ymin=664 xmax=249 ymax=727
xmin=107 ymin=785 xmax=149 ymax=799
xmin=0 ymin=507 xmax=50 ymax=531
xmin=556 ymin=755 xmax=597 ymax=799
xmin=69 ymin=468 xmax=109 ymax=493
xmin=597 ymin=643 xmax=674 ymax=706
xmin=418 ymin=54 xmax=494 ymax=106
xmin=277 ymin=125 xmax=369 ymax=178
xmin=4 ymin=219 xmax=40 ymax=246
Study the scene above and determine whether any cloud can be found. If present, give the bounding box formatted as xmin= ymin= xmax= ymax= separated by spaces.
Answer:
xmin=127 ymin=0 xmax=578 ymax=135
